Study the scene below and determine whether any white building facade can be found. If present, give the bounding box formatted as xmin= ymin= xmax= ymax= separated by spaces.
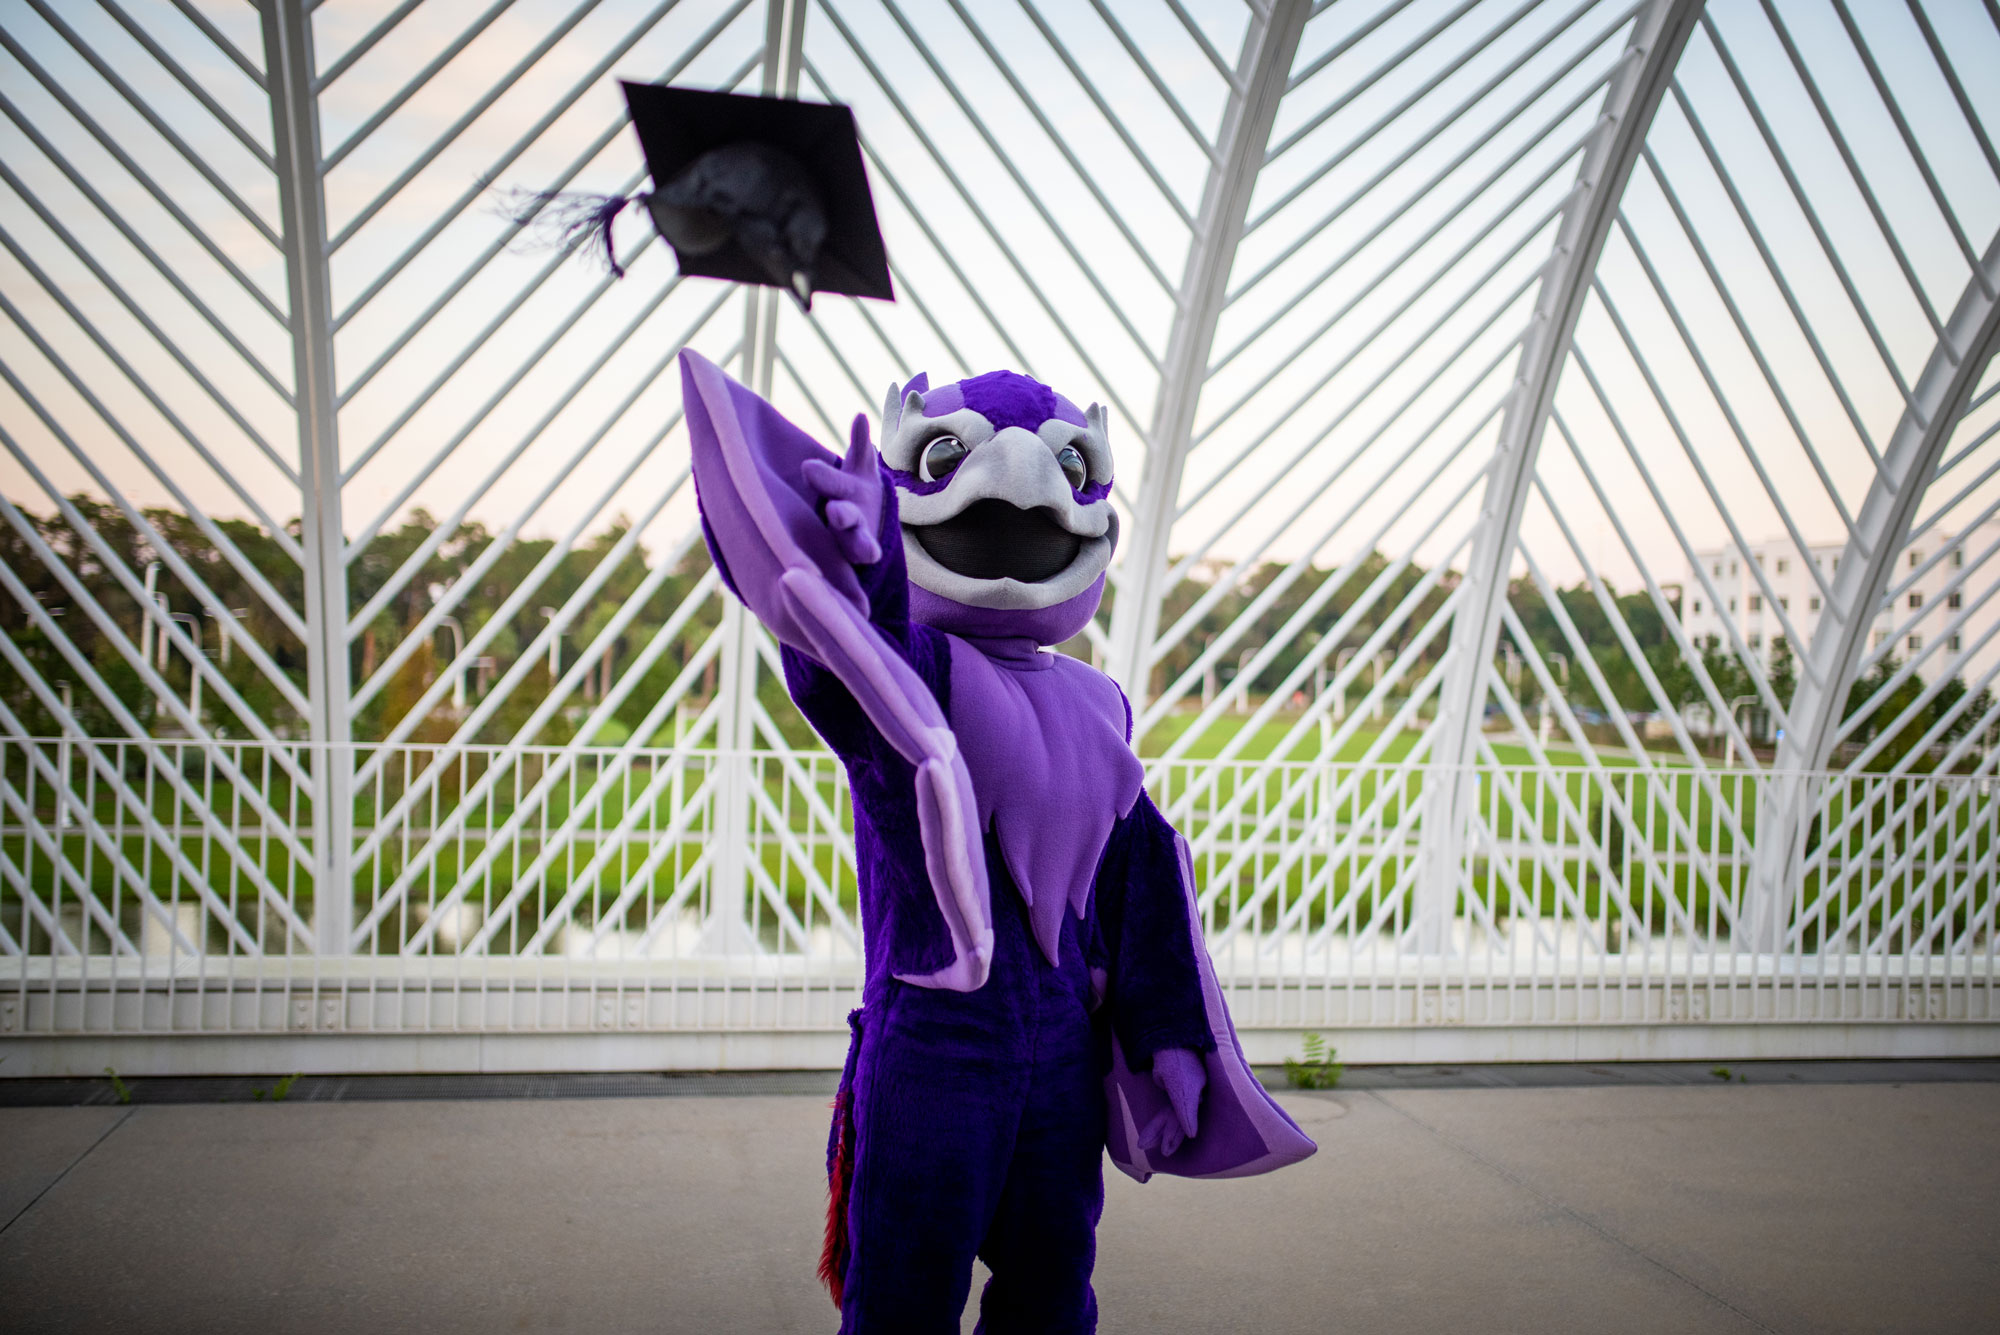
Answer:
xmin=1681 ymin=522 xmax=2000 ymax=691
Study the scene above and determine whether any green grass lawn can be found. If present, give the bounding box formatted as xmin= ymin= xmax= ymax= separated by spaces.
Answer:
xmin=1138 ymin=708 xmax=1682 ymax=768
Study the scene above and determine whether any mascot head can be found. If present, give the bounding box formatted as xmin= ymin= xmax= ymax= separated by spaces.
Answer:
xmin=878 ymin=370 xmax=1116 ymax=645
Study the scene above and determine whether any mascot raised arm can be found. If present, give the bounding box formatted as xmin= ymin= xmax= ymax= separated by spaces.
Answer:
xmin=679 ymin=349 xmax=1314 ymax=1334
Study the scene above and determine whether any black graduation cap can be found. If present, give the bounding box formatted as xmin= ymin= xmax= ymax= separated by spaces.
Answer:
xmin=620 ymin=82 xmax=893 ymax=310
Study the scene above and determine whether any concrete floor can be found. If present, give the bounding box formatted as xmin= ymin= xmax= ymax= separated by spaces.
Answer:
xmin=2 ymin=1082 xmax=1996 ymax=1334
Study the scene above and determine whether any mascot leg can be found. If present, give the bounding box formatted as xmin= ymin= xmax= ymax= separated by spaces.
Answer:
xmin=837 ymin=896 xmax=1102 ymax=1334
xmin=971 ymin=977 xmax=1104 ymax=1335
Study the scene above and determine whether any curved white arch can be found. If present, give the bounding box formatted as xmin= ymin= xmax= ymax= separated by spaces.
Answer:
xmin=1743 ymin=233 xmax=2000 ymax=950
xmin=1104 ymin=0 xmax=1314 ymax=707
xmin=262 ymin=0 xmax=350 ymax=950
xmin=1415 ymin=0 xmax=1705 ymax=948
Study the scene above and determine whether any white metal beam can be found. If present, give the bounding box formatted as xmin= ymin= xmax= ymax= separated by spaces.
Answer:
xmin=1104 ymin=0 xmax=1312 ymax=711
xmin=705 ymin=0 xmax=809 ymax=955
xmin=1417 ymin=0 xmax=1704 ymax=950
xmin=1746 ymin=233 xmax=2000 ymax=950
xmin=261 ymin=0 xmax=352 ymax=954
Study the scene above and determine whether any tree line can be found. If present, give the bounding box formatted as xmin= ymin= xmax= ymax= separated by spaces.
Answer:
xmin=3 ymin=498 xmax=1987 ymax=770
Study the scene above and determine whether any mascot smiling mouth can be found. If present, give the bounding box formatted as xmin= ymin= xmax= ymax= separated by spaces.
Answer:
xmin=912 ymin=500 xmax=1084 ymax=584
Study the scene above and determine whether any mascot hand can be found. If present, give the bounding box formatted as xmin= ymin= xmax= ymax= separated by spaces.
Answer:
xmin=801 ymin=414 xmax=884 ymax=566
xmin=1141 ymin=1047 xmax=1207 ymax=1157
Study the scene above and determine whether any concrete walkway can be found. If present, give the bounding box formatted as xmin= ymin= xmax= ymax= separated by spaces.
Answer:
xmin=3 ymin=1080 xmax=1996 ymax=1333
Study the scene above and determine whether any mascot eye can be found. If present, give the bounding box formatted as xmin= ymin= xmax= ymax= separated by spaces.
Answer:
xmin=919 ymin=435 xmax=968 ymax=483
xmin=1056 ymin=446 xmax=1088 ymax=491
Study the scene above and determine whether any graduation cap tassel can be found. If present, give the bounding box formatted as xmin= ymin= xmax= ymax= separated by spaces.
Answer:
xmin=493 ymin=187 xmax=647 ymax=279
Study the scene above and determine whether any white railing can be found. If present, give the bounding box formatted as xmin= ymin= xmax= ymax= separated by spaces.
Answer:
xmin=5 ymin=2 xmax=1998 ymax=1075
xmin=3 ymin=736 xmax=1992 ymax=1057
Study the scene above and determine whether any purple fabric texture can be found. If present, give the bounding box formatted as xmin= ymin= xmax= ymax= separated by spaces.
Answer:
xmin=1143 ymin=1046 xmax=1207 ymax=1157
xmin=838 ymin=885 xmax=1104 ymax=1333
xmin=1101 ymin=828 xmax=1317 ymax=1183
xmin=803 ymin=423 xmax=885 ymax=565
xmin=681 ymin=355 xmax=1315 ymax=1330
xmin=914 ymin=378 xmax=963 ymax=416
xmin=681 ymin=350 xmax=990 ymax=989
xmin=907 ymin=577 xmax=1105 ymax=647
xmin=950 ymin=368 xmax=1089 ymax=430
xmin=786 ymin=626 xmax=970 ymax=985
xmin=943 ymin=634 xmax=1142 ymax=965
xmin=881 ymin=460 xmax=953 ymax=496
xmin=1085 ymin=791 xmax=1212 ymax=1069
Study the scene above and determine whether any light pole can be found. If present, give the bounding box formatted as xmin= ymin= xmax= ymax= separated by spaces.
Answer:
xmin=1541 ymin=650 xmax=1569 ymax=747
xmin=205 ymin=607 xmax=247 ymax=667
xmin=170 ymin=611 xmax=205 ymax=716
xmin=1722 ymin=694 xmax=1759 ymax=768
xmin=437 ymin=616 xmax=467 ymax=709
xmin=1334 ymin=646 xmax=1359 ymax=721
xmin=56 ymin=680 xmax=75 ymax=828
xmin=538 ymin=607 xmax=560 ymax=680
xmin=140 ymin=561 xmax=162 ymax=666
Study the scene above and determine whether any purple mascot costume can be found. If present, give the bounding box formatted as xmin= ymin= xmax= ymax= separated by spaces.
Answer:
xmin=680 ymin=349 xmax=1314 ymax=1333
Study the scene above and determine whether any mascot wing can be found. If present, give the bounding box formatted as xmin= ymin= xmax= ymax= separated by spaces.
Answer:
xmin=679 ymin=349 xmax=992 ymax=991
xmin=1104 ymin=827 xmax=1318 ymax=1182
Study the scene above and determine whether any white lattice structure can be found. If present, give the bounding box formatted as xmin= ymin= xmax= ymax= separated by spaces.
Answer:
xmin=1 ymin=0 xmax=1997 ymax=1074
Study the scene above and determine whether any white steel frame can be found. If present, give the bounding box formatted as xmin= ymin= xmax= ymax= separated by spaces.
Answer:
xmin=1751 ymin=237 xmax=2000 ymax=948
xmin=1104 ymin=0 xmax=1313 ymax=705
xmin=2 ymin=0 xmax=1998 ymax=1073
xmin=262 ymin=0 xmax=351 ymax=956
xmin=1420 ymin=0 xmax=1703 ymax=949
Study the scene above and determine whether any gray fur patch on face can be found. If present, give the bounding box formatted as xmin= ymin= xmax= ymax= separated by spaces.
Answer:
xmin=896 ymin=428 xmax=1110 ymax=534
xmin=1038 ymin=410 xmax=1111 ymax=487
xmin=880 ymin=405 xmax=996 ymax=474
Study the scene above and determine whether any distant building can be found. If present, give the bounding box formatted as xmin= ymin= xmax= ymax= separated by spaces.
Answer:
xmin=1679 ymin=522 xmax=2000 ymax=689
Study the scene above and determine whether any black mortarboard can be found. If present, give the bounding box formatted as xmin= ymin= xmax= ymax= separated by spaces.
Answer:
xmin=620 ymin=82 xmax=893 ymax=309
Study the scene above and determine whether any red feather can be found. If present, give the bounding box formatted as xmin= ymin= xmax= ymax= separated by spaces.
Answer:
xmin=818 ymin=1087 xmax=856 ymax=1309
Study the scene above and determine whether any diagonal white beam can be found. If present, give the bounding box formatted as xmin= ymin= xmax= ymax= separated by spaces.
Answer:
xmin=706 ymin=0 xmax=808 ymax=957
xmin=1778 ymin=234 xmax=2000 ymax=775
xmin=260 ymin=0 xmax=352 ymax=955
xmin=1744 ymin=232 xmax=2000 ymax=951
xmin=1417 ymin=0 xmax=1704 ymax=951
xmin=1105 ymin=0 xmax=1312 ymax=710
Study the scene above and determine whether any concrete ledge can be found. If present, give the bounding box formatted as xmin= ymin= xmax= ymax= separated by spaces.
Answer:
xmin=5 ymin=1021 xmax=1998 ymax=1077
xmin=1234 ymin=1021 xmax=2000 ymax=1064
xmin=0 ymin=1029 xmax=855 ymax=1077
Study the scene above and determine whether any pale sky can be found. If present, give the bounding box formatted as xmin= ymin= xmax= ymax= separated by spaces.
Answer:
xmin=1 ymin=0 xmax=1996 ymax=628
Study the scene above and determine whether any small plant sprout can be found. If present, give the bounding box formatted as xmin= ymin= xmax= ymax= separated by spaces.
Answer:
xmin=253 ymin=1073 xmax=302 ymax=1102
xmin=103 ymin=1066 xmax=132 ymax=1105
xmin=1284 ymin=1032 xmax=1344 ymax=1090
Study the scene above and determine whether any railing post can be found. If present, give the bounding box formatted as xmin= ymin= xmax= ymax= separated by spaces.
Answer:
xmin=261 ymin=0 xmax=352 ymax=955
xmin=1750 ymin=235 xmax=2000 ymax=951
xmin=1416 ymin=0 xmax=1703 ymax=953
xmin=703 ymin=0 xmax=809 ymax=955
xmin=1104 ymin=0 xmax=1312 ymax=711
